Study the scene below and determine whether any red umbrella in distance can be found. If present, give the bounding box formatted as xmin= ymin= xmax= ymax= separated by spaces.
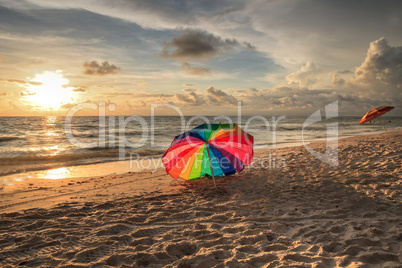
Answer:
xmin=360 ymin=106 xmax=394 ymax=133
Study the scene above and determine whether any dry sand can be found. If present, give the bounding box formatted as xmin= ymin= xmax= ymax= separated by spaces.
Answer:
xmin=0 ymin=131 xmax=401 ymax=267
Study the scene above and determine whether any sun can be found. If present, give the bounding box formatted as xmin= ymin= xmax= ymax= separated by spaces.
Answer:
xmin=25 ymin=70 xmax=74 ymax=110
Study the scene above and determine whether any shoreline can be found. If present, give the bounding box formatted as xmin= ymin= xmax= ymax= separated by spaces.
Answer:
xmin=0 ymin=129 xmax=395 ymax=183
xmin=0 ymin=130 xmax=401 ymax=267
xmin=1 ymin=130 xmax=400 ymax=212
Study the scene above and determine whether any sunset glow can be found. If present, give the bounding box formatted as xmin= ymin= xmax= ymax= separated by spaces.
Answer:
xmin=0 ymin=0 xmax=400 ymax=116
xmin=0 ymin=2 xmax=401 ymax=267
xmin=24 ymin=71 xmax=74 ymax=110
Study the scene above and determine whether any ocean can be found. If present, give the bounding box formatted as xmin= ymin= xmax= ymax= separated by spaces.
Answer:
xmin=1 ymin=115 xmax=401 ymax=180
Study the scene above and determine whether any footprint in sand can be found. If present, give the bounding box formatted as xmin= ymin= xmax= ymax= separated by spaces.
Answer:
xmin=95 ymin=223 xmax=132 ymax=236
xmin=245 ymin=253 xmax=278 ymax=266
xmin=237 ymin=245 xmax=260 ymax=254
xmin=358 ymin=251 xmax=399 ymax=264
xmin=264 ymin=243 xmax=288 ymax=252
xmin=345 ymin=237 xmax=381 ymax=247
xmin=73 ymin=245 xmax=111 ymax=263
xmin=165 ymin=242 xmax=197 ymax=258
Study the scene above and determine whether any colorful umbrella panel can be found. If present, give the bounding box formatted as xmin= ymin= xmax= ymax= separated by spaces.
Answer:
xmin=162 ymin=123 xmax=254 ymax=181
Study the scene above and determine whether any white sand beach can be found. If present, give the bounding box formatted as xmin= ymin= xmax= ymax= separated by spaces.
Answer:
xmin=0 ymin=131 xmax=401 ymax=267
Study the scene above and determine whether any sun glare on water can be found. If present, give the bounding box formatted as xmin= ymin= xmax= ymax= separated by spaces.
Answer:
xmin=25 ymin=70 xmax=74 ymax=110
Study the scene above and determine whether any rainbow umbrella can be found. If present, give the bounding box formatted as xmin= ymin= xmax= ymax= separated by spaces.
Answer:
xmin=360 ymin=106 xmax=394 ymax=133
xmin=162 ymin=123 xmax=253 ymax=187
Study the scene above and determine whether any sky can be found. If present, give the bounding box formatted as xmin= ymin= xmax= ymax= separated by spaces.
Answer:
xmin=0 ymin=0 xmax=401 ymax=116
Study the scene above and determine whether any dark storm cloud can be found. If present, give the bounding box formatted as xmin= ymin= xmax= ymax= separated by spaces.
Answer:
xmin=83 ymin=61 xmax=121 ymax=75
xmin=161 ymin=29 xmax=240 ymax=61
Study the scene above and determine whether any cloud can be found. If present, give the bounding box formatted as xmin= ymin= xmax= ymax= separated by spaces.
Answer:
xmin=243 ymin=42 xmax=256 ymax=50
xmin=285 ymin=61 xmax=323 ymax=88
xmin=83 ymin=61 xmax=121 ymax=75
xmin=20 ymin=91 xmax=36 ymax=96
xmin=72 ymin=87 xmax=86 ymax=92
xmin=182 ymin=83 xmax=195 ymax=87
xmin=182 ymin=88 xmax=196 ymax=92
xmin=0 ymin=79 xmax=24 ymax=85
xmin=332 ymin=73 xmax=345 ymax=87
xmin=353 ymin=37 xmax=402 ymax=87
xmin=348 ymin=37 xmax=402 ymax=103
xmin=136 ymin=81 xmax=148 ymax=87
xmin=8 ymin=101 xmax=19 ymax=110
xmin=206 ymin=86 xmax=238 ymax=105
xmin=173 ymin=86 xmax=240 ymax=107
xmin=129 ymin=93 xmax=174 ymax=99
xmin=7 ymin=0 xmax=239 ymax=30
xmin=181 ymin=62 xmax=211 ymax=76
xmin=60 ymin=103 xmax=77 ymax=109
xmin=2 ymin=2 xmax=401 ymax=116
xmin=0 ymin=79 xmax=42 ymax=86
xmin=29 ymin=81 xmax=43 ymax=86
xmin=245 ymin=1 xmax=402 ymax=71
xmin=338 ymin=70 xmax=352 ymax=74
xmin=174 ymin=92 xmax=206 ymax=106
xmin=161 ymin=29 xmax=239 ymax=61
xmin=0 ymin=92 xmax=6 ymax=97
